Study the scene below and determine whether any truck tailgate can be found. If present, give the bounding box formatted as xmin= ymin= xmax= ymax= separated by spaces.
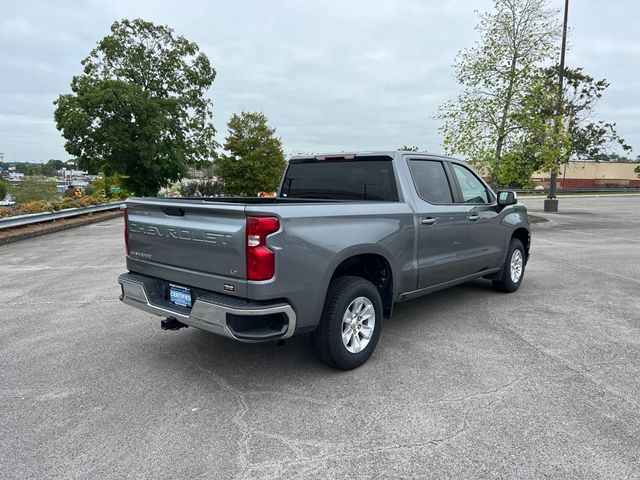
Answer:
xmin=125 ymin=199 xmax=247 ymax=293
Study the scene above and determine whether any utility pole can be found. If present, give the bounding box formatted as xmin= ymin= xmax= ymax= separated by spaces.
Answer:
xmin=544 ymin=0 xmax=569 ymax=213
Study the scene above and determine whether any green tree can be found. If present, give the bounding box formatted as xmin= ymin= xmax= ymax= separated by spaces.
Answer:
xmin=436 ymin=0 xmax=560 ymax=186
xmin=399 ymin=146 xmax=420 ymax=152
xmin=54 ymin=18 xmax=217 ymax=196
xmin=10 ymin=177 xmax=59 ymax=204
xmin=216 ymin=112 xmax=286 ymax=196
xmin=0 ymin=180 xmax=8 ymax=200
xmin=48 ymin=159 xmax=65 ymax=170
xmin=592 ymin=153 xmax=634 ymax=162
xmin=41 ymin=159 xmax=65 ymax=177
xmin=41 ymin=161 xmax=59 ymax=177
xmin=41 ymin=164 xmax=56 ymax=177
xmin=535 ymin=67 xmax=631 ymax=161
xmin=86 ymin=173 xmax=130 ymax=199
xmin=502 ymin=69 xmax=570 ymax=187
xmin=500 ymin=66 xmax=633 ymax=186
xmin=635 ymin=165 xmax=640 ymax=179
xmin=15 ymin=163 xmax=43 ymax=176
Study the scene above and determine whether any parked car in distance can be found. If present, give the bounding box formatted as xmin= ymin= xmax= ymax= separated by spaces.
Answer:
xmin=119 ymin=151 xmax=530 ymax=369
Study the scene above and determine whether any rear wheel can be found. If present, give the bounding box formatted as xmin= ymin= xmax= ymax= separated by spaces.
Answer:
xmin=311 ymin=276 xmax=383 ymax=370
xmin=492 ymin=238 xmax=525 ymax=292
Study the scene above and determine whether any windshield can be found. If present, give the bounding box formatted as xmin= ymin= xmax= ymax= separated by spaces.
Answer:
xmin=280 ymin=156 xmax=399 ymax=201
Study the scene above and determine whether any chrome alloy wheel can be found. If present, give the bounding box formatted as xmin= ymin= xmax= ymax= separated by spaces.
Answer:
xmin=341 ymin=296 xmax=375 ymax=354
xmin=510 ymin=249 xmax=524 ymax=283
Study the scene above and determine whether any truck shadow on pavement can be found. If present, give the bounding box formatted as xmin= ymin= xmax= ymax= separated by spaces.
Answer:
xmin=145 ymin=279 xmax=501 ymax=378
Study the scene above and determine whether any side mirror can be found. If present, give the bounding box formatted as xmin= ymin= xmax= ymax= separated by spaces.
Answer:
xmin=497 ymin=190 xmax=517 ymax=207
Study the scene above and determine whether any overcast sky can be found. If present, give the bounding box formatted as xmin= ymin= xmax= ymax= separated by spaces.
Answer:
xmin=1 ymin=0 xmax=639 ymax=163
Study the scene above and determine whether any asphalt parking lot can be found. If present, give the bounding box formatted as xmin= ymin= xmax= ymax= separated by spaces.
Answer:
xmin=1 ymin=195 xmax=639 ymax=479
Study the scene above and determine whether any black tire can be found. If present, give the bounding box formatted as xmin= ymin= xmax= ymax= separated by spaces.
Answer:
xmin=311 ymin=276 xmax=383 ymax=370
xmin=492 ymin=238 xmax=526 ymax=293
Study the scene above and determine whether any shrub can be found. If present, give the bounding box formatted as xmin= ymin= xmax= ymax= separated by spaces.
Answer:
xmin=88 ymin=196 xmax=102 ymax=205
xmin=63 ymin=187 xmax=82 ymax=198
xmin=11 ymin=177 xmax=59 ymax=203
xmin=179 ymin=179 xmax=224 ymax=197
xmin=51 ymin=199 xmax=76 ymax=210
xmin=51 ymin=197 xmax=95 ymax=210
xmin=112 ymin=189 xmax=130 ymax=200
xmin=0 ymin=180 xmax=8 ymax=200
xmin=14 ymin=195 xmax=108 ymax=215
xmin=179 ymin=182 xmax=199 ymax=197
xmin=17 ymin=201 xmax=52 ymax=215
xmin=0 ymin=207 xmax=13 ymax=218
xmin=83 ymin=183 xmax=96 ymax=196
xmin=75 ymin=196 xmax=98 ymax=207
xmin=88 ymin=174 xmax=131 ymax=200
xmin=198 ymin=180 xmax=224 ymax=197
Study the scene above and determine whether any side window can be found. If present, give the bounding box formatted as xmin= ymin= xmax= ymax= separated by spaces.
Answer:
xmin=451 ymin=164 xmax=490 ymax=204
xmin=408 ymin=160 xmax=453 ymax=204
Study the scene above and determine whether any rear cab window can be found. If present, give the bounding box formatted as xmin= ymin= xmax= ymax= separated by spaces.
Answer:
xmin=407 ymin=159 xmax=453 ymax=204
xmin=281 ymin=155 xmax=399 ymax=201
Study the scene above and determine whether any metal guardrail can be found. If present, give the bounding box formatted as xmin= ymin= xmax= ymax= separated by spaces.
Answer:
xmin=0 ymin=202 xmax=124 ymax=230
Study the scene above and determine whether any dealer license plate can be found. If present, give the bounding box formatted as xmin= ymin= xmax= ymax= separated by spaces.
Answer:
xmin=169 ymin=284 xmax=192 ymax=308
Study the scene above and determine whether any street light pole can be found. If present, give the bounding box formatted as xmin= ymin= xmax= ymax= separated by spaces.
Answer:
xmin=544 ymin=0 xmax=569 ymax=213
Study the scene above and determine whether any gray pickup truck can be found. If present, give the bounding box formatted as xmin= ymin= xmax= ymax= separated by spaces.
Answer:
xmin=119 ymin=151 xmax=530 ymax=369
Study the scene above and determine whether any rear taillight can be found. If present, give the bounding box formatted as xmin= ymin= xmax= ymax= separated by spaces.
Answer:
xmin=123 ymin=207 xmax=129 ymax=255
xmin=246 ymin=216 xmax=279 ymax=281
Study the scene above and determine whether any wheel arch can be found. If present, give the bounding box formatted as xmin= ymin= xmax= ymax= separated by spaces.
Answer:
xmin=511 ymin=227 xmax=530 ymax=263
xmin=324 ymin=248 xmax=396 ymax=319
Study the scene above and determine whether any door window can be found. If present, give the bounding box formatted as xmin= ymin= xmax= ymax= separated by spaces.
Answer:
xmin=408 ymin=160 xmax=453 ymax=204
xmin=451 ymin=164 xmax=490 ymax=204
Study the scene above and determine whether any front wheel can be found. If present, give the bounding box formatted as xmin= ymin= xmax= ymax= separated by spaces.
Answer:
xmin=492 ymin=238 xmax=526 ymax=292
xmin=311 ymin=276 xmax=383 ymax=370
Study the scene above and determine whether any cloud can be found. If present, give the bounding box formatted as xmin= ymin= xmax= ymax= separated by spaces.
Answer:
xmin=0 ymin=0 xmax=637 ymax=162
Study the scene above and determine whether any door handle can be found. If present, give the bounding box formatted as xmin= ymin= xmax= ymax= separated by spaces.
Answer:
xmin=421 ymin=217 xmax=436 ymax=225
xmin=468 ymin=214 xmax=479 ymax=222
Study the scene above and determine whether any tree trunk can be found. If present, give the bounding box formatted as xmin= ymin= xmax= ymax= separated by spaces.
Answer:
xmin=493 ymin=53 xmax=519 ymax=188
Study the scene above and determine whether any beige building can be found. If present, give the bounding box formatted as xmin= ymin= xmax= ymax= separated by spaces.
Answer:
xmin=533 ymin=161 xmax=640 ymax=189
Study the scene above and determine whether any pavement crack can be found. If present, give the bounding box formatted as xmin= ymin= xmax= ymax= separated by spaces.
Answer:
xmin=148 ymin=337 xmax=252 ymax=479
xmin=534 ymin=251 xmax=640 ymax=285
xmin=245 ymin=389 xmax=380 ymax=431
xmin=146 ymin=317 xmax=157 ymax=341
xmin=252 ymin=429 xmax=305 ymax=457
xmin=244 ymin=390 xmax=335 ymax=407
xmin=489 ymin=313 xmax=640 ymax=411
xmin=580 ymin=359 xmax=638 ymax=373
xmin=429 ymin=375 xmax=529 ymax=405
xmin=246 ymin=397 xmax=502 ymax=479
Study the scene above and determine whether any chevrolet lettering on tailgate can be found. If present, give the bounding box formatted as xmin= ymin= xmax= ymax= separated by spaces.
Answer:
xmin=128 ymin=222 xmax=232 ymax=245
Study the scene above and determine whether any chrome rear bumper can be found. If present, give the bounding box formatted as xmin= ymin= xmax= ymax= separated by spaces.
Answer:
xmin=118 ymin=273 xmax=296 ymax=342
